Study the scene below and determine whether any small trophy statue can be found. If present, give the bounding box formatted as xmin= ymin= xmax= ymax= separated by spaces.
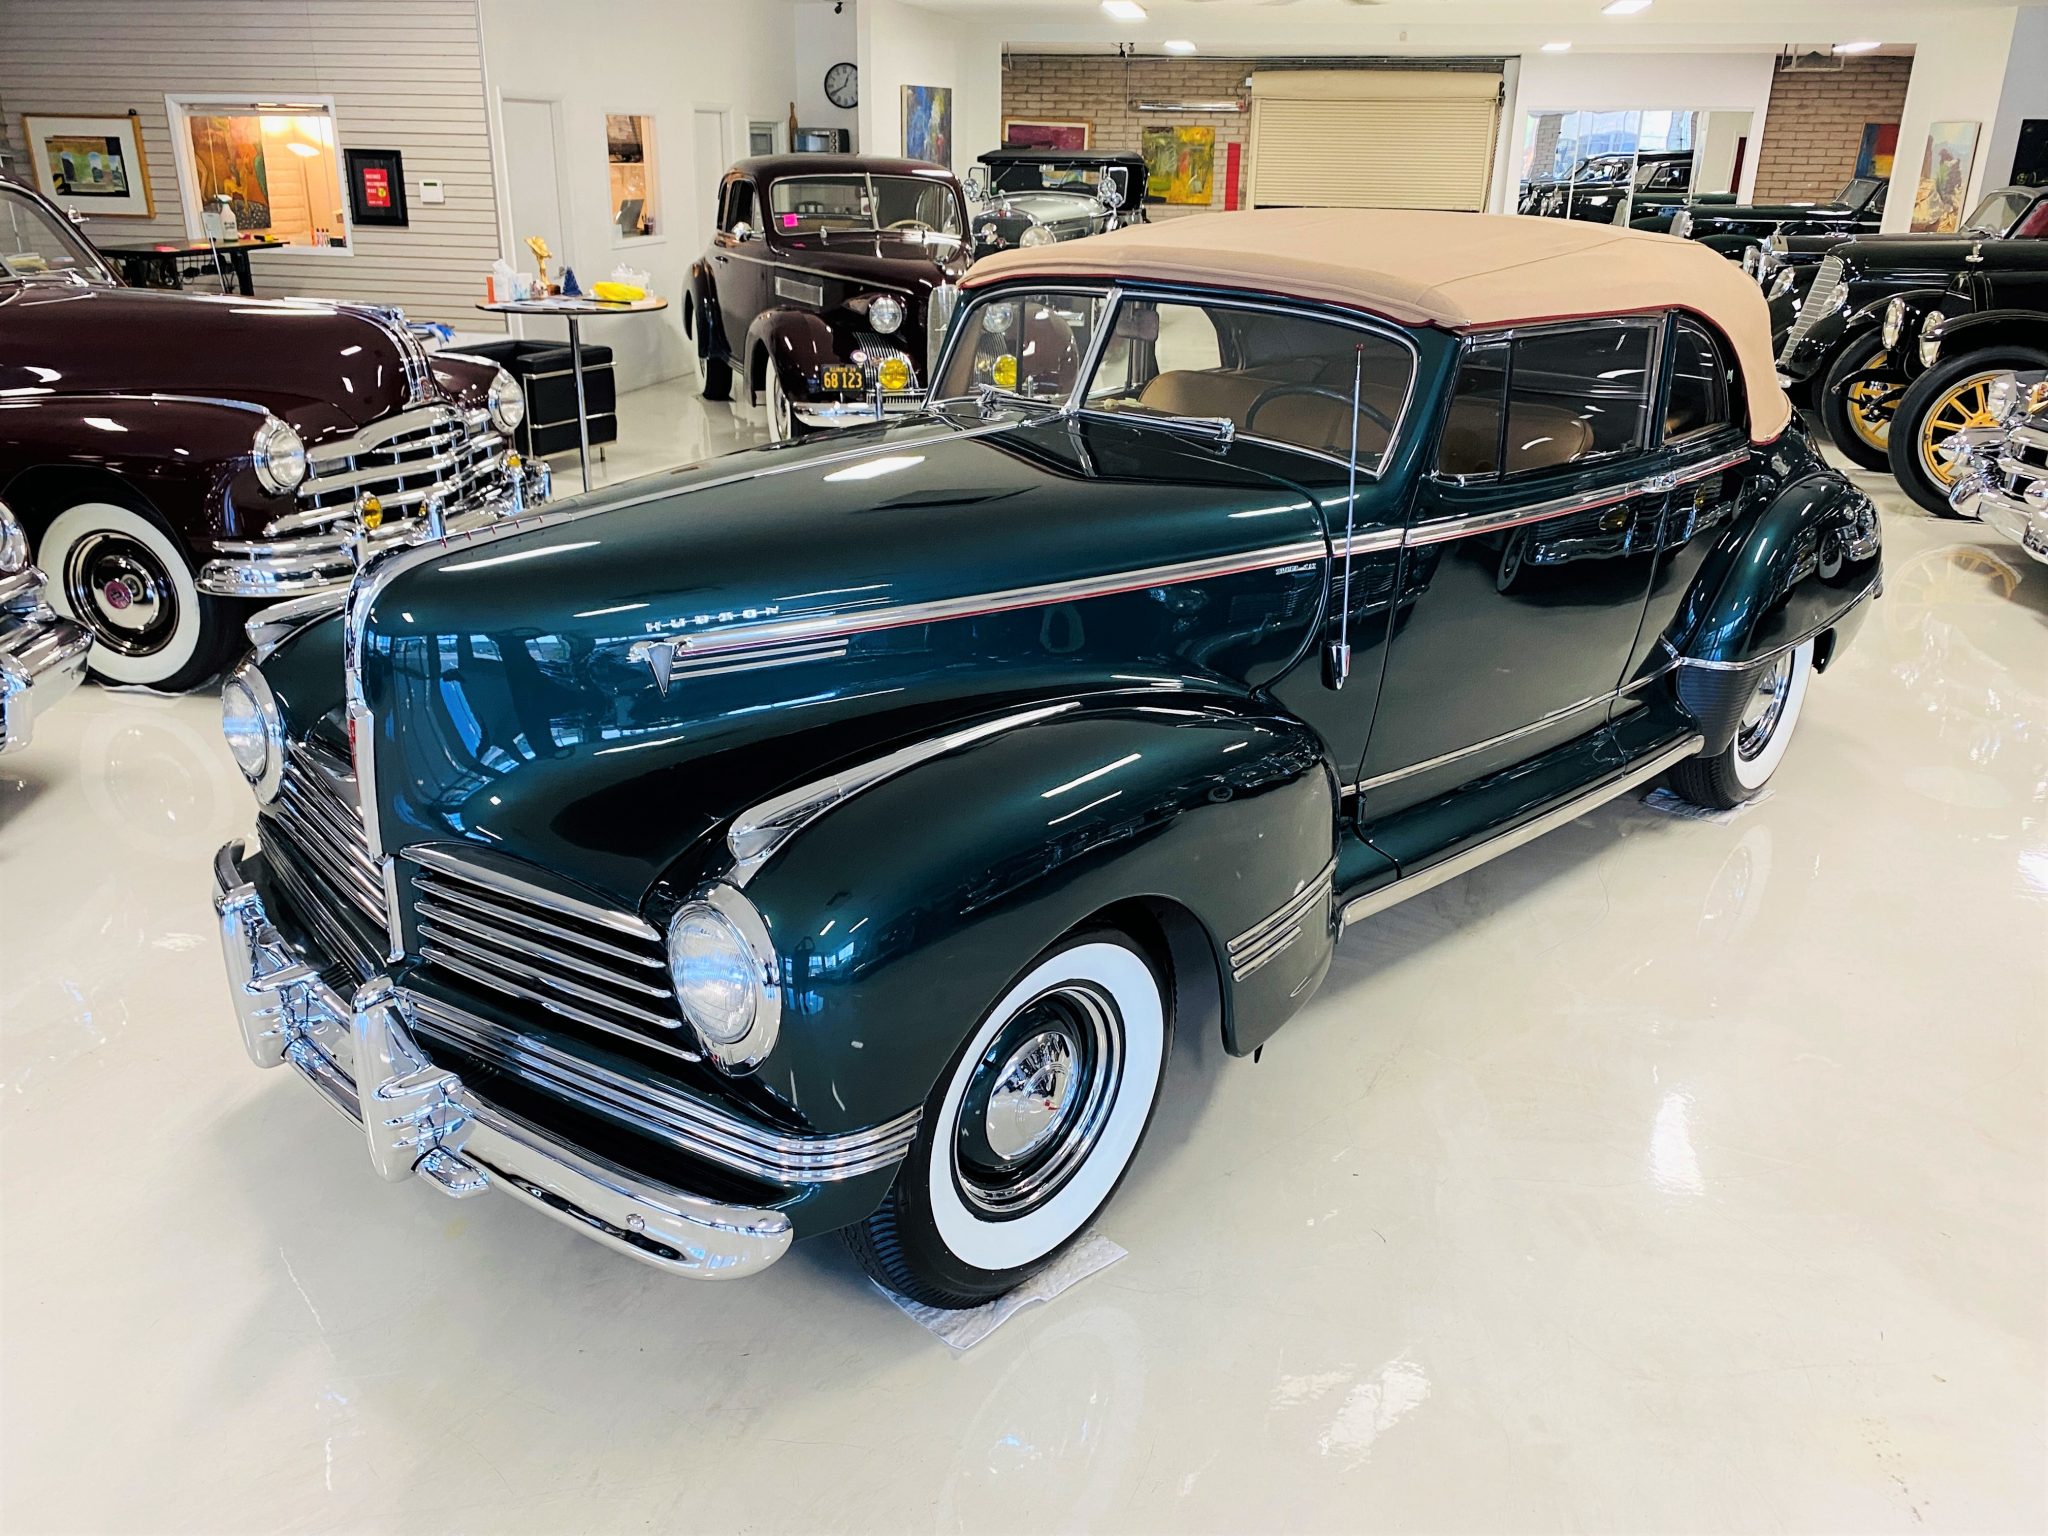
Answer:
xmin=525 ymin=234 xmax=554 ymax=296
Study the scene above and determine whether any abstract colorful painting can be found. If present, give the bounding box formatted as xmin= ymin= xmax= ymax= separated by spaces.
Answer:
xmin=188 ymin=113 xmax=273 ymax=231
xmin=1142 ymin=125 xmax=1215 ymax=206
xmin=1911 ymin=120 xmax=1980 ymax=233
xmin=1003 ymin=118 xmax=1090 ymax=152
xmin=901 ymin=85 xmax=953 ymax=169
xmin=21 ymin=113 xmax=153 ymax=216
xmin=1855 ymin=123 xmax=1898 ymax=180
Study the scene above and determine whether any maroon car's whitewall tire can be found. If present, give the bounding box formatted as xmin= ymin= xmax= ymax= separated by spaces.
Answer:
xmin=37 ymin=501 xmax=233 ymax=692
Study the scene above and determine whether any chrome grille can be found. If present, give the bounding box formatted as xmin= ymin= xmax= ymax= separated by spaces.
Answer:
xmin=261 ymin=742 xmax=385 ymax=924
xmin=1782 ymin=255 xmax=1845 ymax=354
xmin=406 ymin=846 xmax=695 ymax=1062
xmin=854 ymin=330 xmax=919 ymax=391
xmin=293 ymin=404 xmax=507 ymax=518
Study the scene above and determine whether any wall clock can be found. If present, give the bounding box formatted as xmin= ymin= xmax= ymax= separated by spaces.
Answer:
xmin=825 ymin=62 xmax=858 ymax=110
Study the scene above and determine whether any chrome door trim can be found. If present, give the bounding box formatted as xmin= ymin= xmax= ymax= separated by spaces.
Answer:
xmin=1340 ymin=734 xmax=1704 ymax=930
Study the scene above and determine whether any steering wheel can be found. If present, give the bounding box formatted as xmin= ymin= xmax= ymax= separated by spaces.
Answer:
xmin=886 ymin=218 xmax=937 ymax=233
xmin=1245 ymin=382 xmax=1395 ymax=437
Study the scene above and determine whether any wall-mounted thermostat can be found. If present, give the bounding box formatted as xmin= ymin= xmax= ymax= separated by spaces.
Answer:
xmin=418 ymin=177 xmax=446 ymax=205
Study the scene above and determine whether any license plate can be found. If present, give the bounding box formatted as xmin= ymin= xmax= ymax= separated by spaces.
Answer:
xmin=820 ymin=365 xmax=865 ymax=394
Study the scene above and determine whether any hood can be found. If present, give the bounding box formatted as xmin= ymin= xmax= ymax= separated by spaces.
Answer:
xmin=0 ymin=284 xmax=460 ymax=446
xmin=984 ymin=190 xmax=1106 ymax=227
xmin=773 ymin=232 xmax=973 ymax=295
xmin=347 ymin=410 xmax=1329 ymax=905
xmin=1831 ymin=234 xmax=2004 ymax=281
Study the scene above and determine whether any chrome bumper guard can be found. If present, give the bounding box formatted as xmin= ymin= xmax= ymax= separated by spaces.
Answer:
xmin=0 ymin=567 xmax=92 ymax=752
xmin=213 ymin=840 xmax=794 ymax=1279
xmin=197 ymin=459 xmax=552 ymax=600
xmin=1946 ymin=425 xmax=2048 ymax=564
xmin=795 ymin=393 xmax=927 ymax=430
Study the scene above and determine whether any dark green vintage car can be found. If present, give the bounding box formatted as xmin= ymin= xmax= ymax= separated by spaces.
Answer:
xmin=212 ymin=211 xmax=1880 ymax=1307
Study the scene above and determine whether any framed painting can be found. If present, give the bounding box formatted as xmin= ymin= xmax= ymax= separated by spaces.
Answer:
xmin=1141 ymin=124 xmax=1215 ymax=205
xmin=345 ymin=148 xmax=408 ymax=228
xmin=1855 ymin=123 xmax=1898 ymax=181
xmin=901 ymin=84 xmax=953 ymax=169
xmin=1003 ymin=118 xmax=1090 ymax=152
xmin=1911 ymin=120 xmax=1980 ymax=232
xmin=185 ymin=111 xmax=273 ymax=232
xmin=20 ymin=113 xmax=154 ymax=217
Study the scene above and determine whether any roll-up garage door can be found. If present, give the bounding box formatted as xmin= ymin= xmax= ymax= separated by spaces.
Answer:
xmin=1249 ymin=70 xmax=1502 ymax=211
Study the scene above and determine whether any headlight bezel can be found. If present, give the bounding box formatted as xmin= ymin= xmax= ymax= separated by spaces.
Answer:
xmin=867 ymin=293 xmax=906 ymax=335
xmin=486 ymin=368 xmax=526 ymax=434
xmin=1018 ymin=223 xmax=1056 ymax=248
xmin=250 ymin=416 xmax=308 ymax=496
xmin=1882 ymin=297 xmax=1908 ymax=351
xmin=1918 ymin=309 xmax=1946 ymax=369
xmin=220 ymin=658 xmax=285 ymax=803
xmin=0 ymin=499 xmax=28 ymax=576
xmin=666 ymin=884 xmax=781 ymax=1073
xmin=1768 ymin=266 xmax=1801 ymax=300
xmin=1986 ymin=372 xmax=2022 ymax=424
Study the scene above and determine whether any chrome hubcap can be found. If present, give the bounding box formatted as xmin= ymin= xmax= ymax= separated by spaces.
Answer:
xmin=1736 ymin=653 xmax=1792 ymax=761
xmin=954 ymin=984 xmax=1123 ymax=1219
xmin=65 ymin=532 xmax=175 ymax=656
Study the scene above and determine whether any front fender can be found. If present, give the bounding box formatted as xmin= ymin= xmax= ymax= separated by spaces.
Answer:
xmin=746 ymin=309 xmax=847 ymax=403
xmin=713 ymin=696 xmax=1337 ymax=1134
xmin=1930 ymin=309 xmax=2048 ymax=359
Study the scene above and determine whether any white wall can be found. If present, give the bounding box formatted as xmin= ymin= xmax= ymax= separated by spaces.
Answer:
xmin=1980 ymin=5 xmax=2048 ymax=196
xmin=480 ymin=0 xmax=797 ymax=389
xmin=794 ymin=0 xmax=861 ymax=150
xmin=1887 ymin=8 xmax=2022 ymax=231
xmin=857 ymin=0 xmax=989 ymax=170
xmin=1504 ymin=51 xmax=1777 ymax=210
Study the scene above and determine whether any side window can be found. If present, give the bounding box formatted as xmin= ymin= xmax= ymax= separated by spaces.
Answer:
xmin=721 ymin=179 xmax=756 ymax=233
xmin=1666 ymin=318 xmax=1732 ymax=440
xmin=1436 ymin=341 xmax=1510 ymax=477
xmin=1501 ymin=324 xmax=1655 ymax=473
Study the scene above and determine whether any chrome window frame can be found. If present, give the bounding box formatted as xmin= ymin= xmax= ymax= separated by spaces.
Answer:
xmin=1660 ymin=313 xmax=1739 ymax=449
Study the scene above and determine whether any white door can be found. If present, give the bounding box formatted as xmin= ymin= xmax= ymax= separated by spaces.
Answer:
xmin=693 ymin=107 xmax=731 ymax=256
xmin=502 ymin=95 xmax=571 ymax=274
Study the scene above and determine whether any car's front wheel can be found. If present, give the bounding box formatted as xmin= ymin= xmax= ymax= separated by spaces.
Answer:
xmin=37 ymin=499 xmax=238 ymax=692
xmin=1887 ymin=348 xmax=2048 ymax=516
xmin=845 ymin=931 xmax=1170 ymax=1309
xmin=1667 ymin=640 xmax=1815 ymax=811
xmin=1817 ymin=330 xmax=1902 ymax=471
xmin=764 ymin=364 xmax=797 ymax=444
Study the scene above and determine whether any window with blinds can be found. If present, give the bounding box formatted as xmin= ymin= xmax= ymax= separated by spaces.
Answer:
xmin=1249 ymin=71 xmax=1502 ymax=212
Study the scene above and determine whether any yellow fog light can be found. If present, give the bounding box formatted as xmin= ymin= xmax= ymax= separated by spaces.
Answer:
xmin=358 ymin=494 xmax=384 ymax=532
xmin=505 ymin=451 xmax=523 ymax=472
xmin=992 ymin=353 xmax=1018 ymax=391
xmin=877 ymin=356 xmax=912 ymax=393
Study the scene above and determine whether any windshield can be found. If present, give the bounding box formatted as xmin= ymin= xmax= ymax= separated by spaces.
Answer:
xmin=1836 ymin=177 xmax=1882 ymax=209
xmin=988 ymin=161 xmax=1113 ymax=195
xmin=767 ymin=175 xmax=965 ymax=240
xmin=0 ymin=185 xmax=116 ymax=283
xmin=1965 ymin=188 xmax=2033 ymax=234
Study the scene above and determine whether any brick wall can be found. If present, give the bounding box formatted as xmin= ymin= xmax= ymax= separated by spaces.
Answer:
xmin=1751 ymin=56 xmax=1914 ymax=203
xmin=1001 ymin=55 xmax=1254 ymax=217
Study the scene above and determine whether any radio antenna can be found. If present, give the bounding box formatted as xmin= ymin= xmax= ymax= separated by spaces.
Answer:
xmin=1328 ymin=343 xmax=1363 ymax=689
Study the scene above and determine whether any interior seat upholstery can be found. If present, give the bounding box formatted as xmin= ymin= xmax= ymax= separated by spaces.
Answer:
xmin=1136 ymin=369 xmax=1403 ymax=458
xmin=1439 ymin=397 xmax=1596 ymax=474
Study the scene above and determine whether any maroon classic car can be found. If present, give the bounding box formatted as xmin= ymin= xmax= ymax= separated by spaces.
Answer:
xmin=0 ymin=172 xmax=547 ymax=691
xmin=686 ymin=156 xmax=969 ymax=440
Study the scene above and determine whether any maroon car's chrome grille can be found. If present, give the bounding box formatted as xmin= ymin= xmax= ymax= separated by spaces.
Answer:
xmin=405 ymin=847 xmax=697 ymax=1062
xmin=296 ymin=404 xmax=506 ymax=516
xmin=261 ymin=742 xmax=385 ymax=924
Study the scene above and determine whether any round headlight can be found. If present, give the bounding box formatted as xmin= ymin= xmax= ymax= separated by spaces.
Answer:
xmin=0 ymin=499 xmax=28 ymax=577
xmin=487 ymin=367 xmax=526 ymax=433
xmin=1741 ymin=246 xmax=1761 ymax=277
xmin=1883 ymin=297 xmax=1908 ymax=351
xmin=868 ymin=293 xmax=905 ymax=335
xmin=666 ymin=888 xmax=780 ymax=1071
xmin=1987 ymin=372 xmax=2021 ymax=423
xmin=251 ymin=416 xmax=308 ymax=496
xmin=981 ymin=300 xmax=1017 ymax=336
xmin=220 ymin=659 xmax=283 ymax=801
xmin=1670 ymin=210 xmax=1694 ymax=239
xmin=1769 ymin=267 xmax=1801 ymax=300
xmin=1019 ymin=224 xmax=1056 ymax=248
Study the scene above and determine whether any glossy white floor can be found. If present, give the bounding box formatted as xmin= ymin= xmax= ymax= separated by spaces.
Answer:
xmin=2 ymin=385 xmax=2043 ymax=1535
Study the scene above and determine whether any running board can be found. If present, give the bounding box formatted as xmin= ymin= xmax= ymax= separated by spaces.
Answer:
xmin=1338 ymin=734 xmax=1704 ymax=931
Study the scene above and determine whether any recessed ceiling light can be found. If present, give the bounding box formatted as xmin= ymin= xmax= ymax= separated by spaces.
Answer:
xmin=1833 ymin=40 xmax=1882 ymax=53
xmin=1602 ymin=0 xmax=1652 ymax=14
xmin=1163 ymin=38 xmax=1198 ymax=55
xmin=1541 ymin=41 xmax=1573 ymax=52
xmin=1101 ymin=1 xmax=1146 ymax=21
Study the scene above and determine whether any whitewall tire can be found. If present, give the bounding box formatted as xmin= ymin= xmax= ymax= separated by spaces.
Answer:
xmin=37 ymin=501 xmax=234 ymax=692
xmin=765 ymin=366 xmax=796 ymax=444
xmin=845 ymin=932 xmax=1170 ymax=1308
xmin=1668 ymin=639 xmax=1815 ymax=810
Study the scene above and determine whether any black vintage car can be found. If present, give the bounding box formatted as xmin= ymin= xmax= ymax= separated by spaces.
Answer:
xmin=966 ymin=148 xmax=1148 ymax=254
xmin=211 ymin=210 xmax=1877 ymax=1308
xmin=1519 ymin=150 xmax=1693 ymax=225
xmin=1636 ymin=176 xmax=1889 ymax=258
xmin=686 ymin=156 xmax=970 ymax=442
xmin=1771 ymin=188 xmax=2048 ymax=468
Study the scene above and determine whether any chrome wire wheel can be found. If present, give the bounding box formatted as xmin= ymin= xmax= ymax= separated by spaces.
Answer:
xmin=63 ymin=527 xmax=177 ymax=659
xmin=1735 ymin=651 xmax=1794 ymax=764
xmin=951 ymin=984 xmax=1124 ymax=1220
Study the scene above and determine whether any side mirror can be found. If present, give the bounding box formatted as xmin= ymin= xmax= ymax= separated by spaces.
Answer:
xmin=730 ymin=221 xmax=758 ymax=242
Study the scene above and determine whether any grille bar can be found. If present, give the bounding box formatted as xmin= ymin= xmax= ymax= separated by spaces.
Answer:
xmin=296 ymin=404 xmax=507 ymax=516
xmin=261 ymin=743 xmax=384 ymax=924
xmin=1781 ymin=256 xmax=1845 ymax=355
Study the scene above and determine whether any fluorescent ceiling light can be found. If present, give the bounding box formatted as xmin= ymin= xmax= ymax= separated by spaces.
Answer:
xmin=1833 ymin=40 xmax=1882 ymax=53
xmin=1101 ymin=1 xmax=1146 ymax=20
xmin=1541 ymin=41 xmax=1572 ymax=52
xmin=1163 ymin=39 xmax=1197 ymax=55
xmin=1602 ymin=0 xmax=1652 ymax=13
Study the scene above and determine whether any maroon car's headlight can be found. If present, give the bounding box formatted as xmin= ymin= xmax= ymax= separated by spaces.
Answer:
xmin=487 ymin=367 xmax=526 ymax=433
xmin=251 ymin=416 xmax=308 ymax=495
xmin=0 ymin=499 xmax=27 ymax=576
xmin=868 ymin=294 xmax=906 ymax=335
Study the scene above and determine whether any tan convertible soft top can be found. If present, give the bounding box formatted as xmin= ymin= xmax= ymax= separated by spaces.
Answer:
xmin=965 ymin=208 xmax=1792 ymax=443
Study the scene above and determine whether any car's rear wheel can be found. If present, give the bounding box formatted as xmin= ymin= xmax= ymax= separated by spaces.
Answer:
xmin=1817 ymin=330 xmax=1901 ymax=471
xmin=1887 ymin=348 xmax=2048 ymax=516
xmin=36 ymin=500 xmax=237 ymax=692
xmin=844 ymin=931 xmax=1170 ymax=1309
xmin=692 ymin=298 xmax=732 ymax=402
xmin=1667 ymin=640 xmax=1814 ymax=811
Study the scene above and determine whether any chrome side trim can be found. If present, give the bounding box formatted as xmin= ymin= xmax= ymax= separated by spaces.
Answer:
xmin=727 ymin=700 xmax=1084 ymax=885
xmin=1340 ymin=735 xmax=1704 ymax=930
xmin=407 ymin=844 xmax=662 ymax=941
xmin=1338 ymin=526 xmax=1406 ymax=557
xmin=1351 ymin=690 xmax=1615 ymax=794
xmin=1671 ymin=445 xmax=1751 ymax=484
xmin=1226 ymin=859 xmax=1335 ymax=982
xmin=1407 ymin=477 xmax=1664 ymax=549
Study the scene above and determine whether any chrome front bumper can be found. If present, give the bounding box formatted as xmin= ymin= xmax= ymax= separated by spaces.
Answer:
xmin=213 ymin=840 xmax=794 ymax=1279
xmin=197 ymin=460 xmax=552 ymax=600
xmin=1946 ymin=424 xmax=2048 ymax=564
xmin=0 ymin=566 xmax=92 ymax=752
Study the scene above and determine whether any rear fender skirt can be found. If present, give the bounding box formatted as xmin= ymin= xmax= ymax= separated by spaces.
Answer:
xmin=687 ymin=696 xmax=1338 ymax=1142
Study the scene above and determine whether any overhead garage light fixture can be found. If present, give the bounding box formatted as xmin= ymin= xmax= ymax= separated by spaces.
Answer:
xmin=1832 ymin=40 xmax=1882 ymax=53
xmin=1541 ymin=41 xmax=1573 ymax=52
xmin=1602 ymin=1 xmax=1652 ymax=14
xmin=1163 ymin=39 xmax=1198 ymax=55
xmin=1102 ymin=1 xmax=1147 ymax=21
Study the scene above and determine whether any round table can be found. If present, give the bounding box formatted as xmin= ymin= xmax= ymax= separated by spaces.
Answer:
xmin=477 ymin=295 xmax=669 ymax=493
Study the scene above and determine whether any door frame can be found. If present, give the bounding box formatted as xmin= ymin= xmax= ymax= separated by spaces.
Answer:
xmin=492 ymin=91 xmax=573 ymax=345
